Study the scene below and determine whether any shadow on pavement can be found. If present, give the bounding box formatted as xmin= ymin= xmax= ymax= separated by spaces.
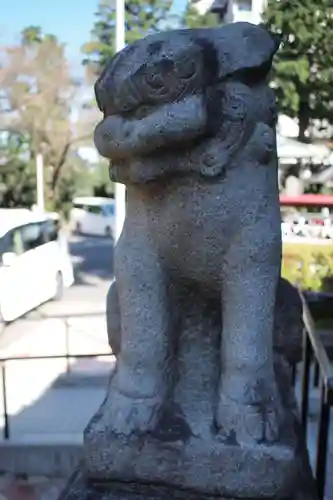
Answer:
xmin=0 ymin=356 xmax=114 ymax=498
xmin=0 ymin=355 xmax=113 ymax=442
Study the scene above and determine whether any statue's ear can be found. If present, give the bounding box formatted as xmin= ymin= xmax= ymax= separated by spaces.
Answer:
xmin=270 ymin=31 xmax=282 ymax=52
xmin=211 ymin=22 xmax=281 ymax=81
xmin=259 ymin=25 xmax=282 ymax=54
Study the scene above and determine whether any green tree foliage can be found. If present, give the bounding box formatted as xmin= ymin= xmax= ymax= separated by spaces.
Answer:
xmin=82 ymin=0 xmax=219 ymax=75
xmin=182 ymin=3 xmax=219 ymax=29
xmin=262 ymin=0 xmax=333 ymax=140
xmin=0 ymin=160 xmax=37 ymax=208
xmin=82 ymin=0 xmax=173 ymax=74
xmin=49 ymin=155 xmax=93 ymax=218
xmin=21 ymin=26 xmax=43 ymax=44
xmin=0 ymin=132 xmax=36 ymax=208
xmin=0 ymin=26 xmax=93 ymax=214
xmin=91 ymin=161 xmax=115 ymax=198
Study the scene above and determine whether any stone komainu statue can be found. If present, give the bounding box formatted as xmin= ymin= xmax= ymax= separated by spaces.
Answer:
xmin=83 ymin=22 xmax=317 ymax=500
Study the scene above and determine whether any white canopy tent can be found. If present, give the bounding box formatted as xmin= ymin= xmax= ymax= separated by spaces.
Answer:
xmin=277 ymin=134 xmax=331 ymax=165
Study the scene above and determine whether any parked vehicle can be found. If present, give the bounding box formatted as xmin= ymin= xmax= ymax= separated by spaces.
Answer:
xmin=0 ymin=209 xmax=74 ymax=329
xmin=70 ymin=196 xmax=115 ymax=238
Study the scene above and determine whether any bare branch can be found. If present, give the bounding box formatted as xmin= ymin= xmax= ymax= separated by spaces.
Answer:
xmin=1 ymin=34 xmax=95 ymax=191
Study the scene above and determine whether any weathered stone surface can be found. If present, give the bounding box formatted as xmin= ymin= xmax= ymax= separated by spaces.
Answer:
xmin=93 ymin=18 xmax=282 ymax=443
xmin=60 ymin=463 xmax=318 ymax=500
xmin=73 ymin=21 xmax=317 ymax=500
xmin=106 ymin=276 xmax=303 ymax=368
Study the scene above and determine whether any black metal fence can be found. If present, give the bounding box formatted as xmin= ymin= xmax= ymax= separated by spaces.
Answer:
xmin=0 ymin=352 xmax=112 ymax=440
xmin=300 ymin=293 xmax=333 ymax=500
xmin=0 ymin=310 xmax=110 ymax=441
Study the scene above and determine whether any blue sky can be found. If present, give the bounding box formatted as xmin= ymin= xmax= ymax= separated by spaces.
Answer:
xmin=0 ymin=0 xmax=187 ymax=73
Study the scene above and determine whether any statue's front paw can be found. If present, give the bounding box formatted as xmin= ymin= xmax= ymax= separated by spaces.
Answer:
xmin=216 ymin=382 xmax=281 ymax=445
xmin=94 ymin=388 xmax=161 ymax=436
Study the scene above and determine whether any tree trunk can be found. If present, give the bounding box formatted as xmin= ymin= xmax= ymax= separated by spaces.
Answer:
xmin=51 ymin=142 xmax=71 ymax=194
xmin=298 ymin=98 xmax=310 ymax=141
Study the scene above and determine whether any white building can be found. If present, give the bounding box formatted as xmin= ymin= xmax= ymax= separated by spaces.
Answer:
xmin=191 ymin=0 xmax=267 ymax=24
xmin=232 ymin=0 xmax=266 ymax=24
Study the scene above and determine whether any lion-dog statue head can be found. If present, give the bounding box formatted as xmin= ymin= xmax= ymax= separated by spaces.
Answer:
xmin=94 ymin=22 xmax=280 ymax=184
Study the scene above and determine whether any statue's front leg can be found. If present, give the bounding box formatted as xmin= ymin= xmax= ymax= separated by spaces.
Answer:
xmin=217 ymin=231 xmax=282 ymax=444
xmin=97 ymin=229 xmax=171 ymax=436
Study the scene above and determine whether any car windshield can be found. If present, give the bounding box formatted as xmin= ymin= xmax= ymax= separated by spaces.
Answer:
xmin=102 ymin=204 xmax=115 ymax=216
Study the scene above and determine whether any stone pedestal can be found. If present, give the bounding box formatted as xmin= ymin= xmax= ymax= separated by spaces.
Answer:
xmin=61 ymin=463 xmax=318 ymax=500
xmin=61 ymin=432 xmax=318 ymax=500
xmin=80 ymin=364 xmax=312 ymax=499
xmin=60 ymin=362 xmax=318 ymax=500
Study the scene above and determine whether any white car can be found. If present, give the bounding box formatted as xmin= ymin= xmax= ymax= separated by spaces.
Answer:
xmin=70 ymin=196 xmax=115 ymax=238
xmin=0 ymin=209 xmax=74 ymax=328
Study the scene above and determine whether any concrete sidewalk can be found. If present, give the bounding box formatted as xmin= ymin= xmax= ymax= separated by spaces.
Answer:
xmin=0 ymin=311 xmax=111 ymax=435
xmin=0 ymin=357 xmax=113 ymax=442
xmin=0 ymin=359 xmax=111 ymax=479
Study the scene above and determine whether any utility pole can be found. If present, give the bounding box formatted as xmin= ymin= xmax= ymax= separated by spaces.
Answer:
xmin=114 ymin=0 xmax=126 ymax=242
xmin=36 ymin=153 xmax=45 ymax=212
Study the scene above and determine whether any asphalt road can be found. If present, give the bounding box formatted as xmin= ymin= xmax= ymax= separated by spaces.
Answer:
xmin=0 ymin=234 xmax=114 ymax=351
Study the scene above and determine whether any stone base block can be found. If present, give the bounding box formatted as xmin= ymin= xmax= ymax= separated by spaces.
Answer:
xmin=84 ymin=429 xmax=297 ymax=499
xmin=59 ymin=466 xmax=235 ymax=500
xmin=59 ymin=464 xmax=318 ymax=500
xmin=80 ymin=358 xmax=318 ymax=500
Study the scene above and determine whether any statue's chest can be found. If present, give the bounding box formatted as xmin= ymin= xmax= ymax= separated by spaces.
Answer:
xmin=144 ymin=187 xmax=235 ymax=277
xmin=150 ymin=186 xmax=229 ymax=234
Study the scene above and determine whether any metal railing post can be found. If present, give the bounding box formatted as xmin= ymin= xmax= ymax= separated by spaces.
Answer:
xmin=313 ymin=361 xmax=320 ymax=388
xmin=1 ymin=363 xmax=9 ymax=439
xmin=300 ymin=291 xmax=333 ymax=499
xmin=316 ymin=383 xmax=330 ymax=500
xmin=301 ymin=327 xmax=312 ymax=435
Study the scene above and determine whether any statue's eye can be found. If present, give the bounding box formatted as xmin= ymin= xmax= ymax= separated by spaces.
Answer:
xmin=120 ymin=103 xmax=133 ymax=113
xmin=114 ymin=96 xmax=136 ymax=115
xmin=176 ymin=58 xmax=196 ymax=80
xmin=146 ymin=73 xmax=164 ymax=89
xmin=145 ymin=72 xmax=167 ymax=92
xmin=132 ymin=105 xmax=153 ymax=120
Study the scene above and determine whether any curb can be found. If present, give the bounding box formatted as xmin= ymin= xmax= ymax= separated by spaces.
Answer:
xmin=53 ymin=372 xmax=110 ymax=388
xmin=0 ymin=442 xmax=82 ymax=477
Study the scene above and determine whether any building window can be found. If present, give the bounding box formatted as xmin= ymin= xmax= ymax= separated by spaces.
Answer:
xmin=236 ymin=0 xmax=252 ymax=11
